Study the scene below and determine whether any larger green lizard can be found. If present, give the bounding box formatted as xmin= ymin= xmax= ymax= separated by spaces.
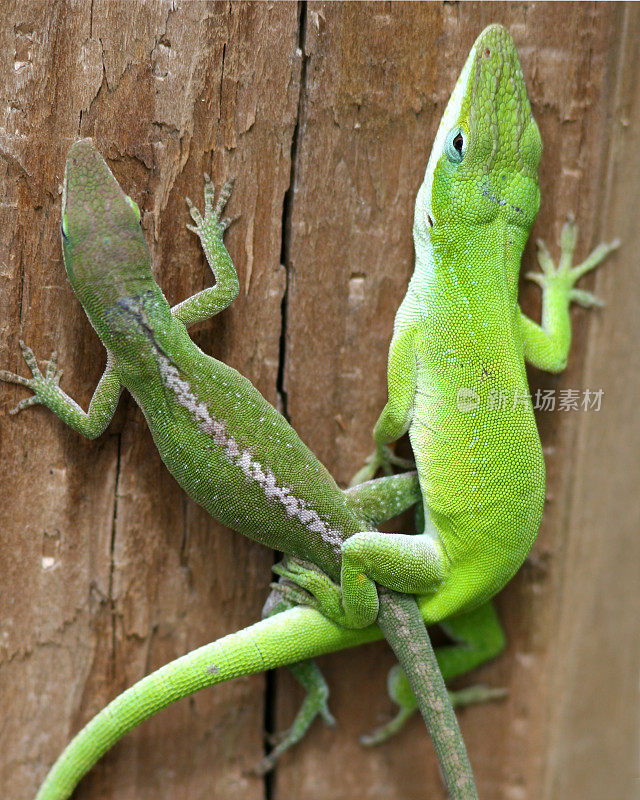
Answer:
xmin=2 ymin=24 xmax=616 ymax=800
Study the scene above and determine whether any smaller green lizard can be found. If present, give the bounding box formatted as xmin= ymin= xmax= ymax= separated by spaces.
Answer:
xmin=4 ymin=141 xmax=473 ymax=800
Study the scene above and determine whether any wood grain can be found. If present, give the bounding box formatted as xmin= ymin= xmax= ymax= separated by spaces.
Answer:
xmin=1 ymin=3 xmax=636 ymax=799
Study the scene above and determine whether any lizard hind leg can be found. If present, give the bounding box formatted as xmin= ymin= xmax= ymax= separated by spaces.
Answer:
xmin=252 ymin=584 xmax=336 ymax=774
xmin=273 ymin=525 xmax=446 ymax=631
xmin=271 ymin=556 xmax=379 ymax=629
xmin=252 ymin=659 xmax=336 ymax=775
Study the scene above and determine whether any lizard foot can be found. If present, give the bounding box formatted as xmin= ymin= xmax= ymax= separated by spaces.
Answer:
xmin=360 ymin=685 xmax=508 ymax=746
xmin=360 ymin=706 xmax=415 ymax=747
xmin=449 ymin=683 xmax=509 ymax=708
xmin=349 ymin=444 xmax=415 ymax=487
xmin=360 ymin=663 xmax=416 ymax=746
xmin=271 ymin=557 xmax=352 ymax=627
xmin=251 ymin=678 xmax=336 ymax=775
xmin=360 ymin=664 xmax=508 ymax=746
xmin=0 ymin=341 xmax=62 ymax=414
xmin=526 ymin=218 xmax=620 ymax=308
xmin=185 ymin=175 xmax=238 ymax=243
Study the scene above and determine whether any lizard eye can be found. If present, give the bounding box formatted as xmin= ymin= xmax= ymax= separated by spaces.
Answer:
xmin=445 ymin=127 xmax=466 ymax=163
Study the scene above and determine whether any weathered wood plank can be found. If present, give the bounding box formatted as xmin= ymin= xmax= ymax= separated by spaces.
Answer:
xmin=1 ymin=3 xmax=636 ymax=800
xmin=0 ymin=2 xmax=299 ymax=798
xmin=279 ymin=3 xmax=632 ymax=799
xmin=541 ymin=4 xmax=640 ymax=798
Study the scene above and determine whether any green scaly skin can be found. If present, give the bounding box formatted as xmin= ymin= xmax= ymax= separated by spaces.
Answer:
xmin=1 ymin=24 xmax=618 ymax=800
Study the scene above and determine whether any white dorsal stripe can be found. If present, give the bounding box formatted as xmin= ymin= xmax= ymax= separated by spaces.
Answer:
xmin=158 ymin=355 xmax=343 ymax=552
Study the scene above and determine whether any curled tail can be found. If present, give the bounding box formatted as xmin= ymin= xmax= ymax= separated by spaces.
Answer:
xmin=35 ymin=606 xmax=376 ymax=800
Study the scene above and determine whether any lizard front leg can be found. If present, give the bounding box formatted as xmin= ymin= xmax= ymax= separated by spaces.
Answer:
xmin=171 ymin=176 xmax=240 ymax=326
xmin=521 ymin=219 xmax=619 ymax=371
xmin=349 ymin=326 xmax=418 ymax=486
xmin=0 ymin=344 xmax=121 ymax=438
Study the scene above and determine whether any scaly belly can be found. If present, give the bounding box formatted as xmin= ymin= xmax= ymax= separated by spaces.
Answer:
xmin=409 ymin=388 xmax=545 ymax=595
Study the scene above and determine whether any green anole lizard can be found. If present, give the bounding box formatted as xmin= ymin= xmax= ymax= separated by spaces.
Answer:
xmin=2 ymin=24 xmax=617 ymax=800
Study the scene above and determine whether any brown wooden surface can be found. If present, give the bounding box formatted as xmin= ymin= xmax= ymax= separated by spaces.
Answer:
xmin=0 ymin=3 xmax=637 ymax=799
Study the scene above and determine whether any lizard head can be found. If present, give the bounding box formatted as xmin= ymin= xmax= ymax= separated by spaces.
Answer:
xmin=414 ymin=24 xmax=541 ymax=248
xmin=62 ymin=139 xmax=172 ymax=358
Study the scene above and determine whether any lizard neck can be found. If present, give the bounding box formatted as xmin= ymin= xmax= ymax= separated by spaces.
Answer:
xmin=411 ymin=216 xmax=529 ymax=307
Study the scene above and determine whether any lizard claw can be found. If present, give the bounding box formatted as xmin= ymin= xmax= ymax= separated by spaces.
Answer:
xmin=528 ymin=219 xmax=619 ymax=307
xmin=448 ymin=684 xmax=509 ymax=708
xmin=349 ymin=445 xmax=413 ymax=487
xmin=268 ymin=579 xmax=314 ymax=608
xmin=185 ymin=177 xmax=238 ymax=242
xmin=0 ymin=341 xmax=62 ymax=414
xmin=213 ymin=178 xmax=234 ymax=217
xmin=271 ymin=558 xmax=348 ymax=625
xmin=569 ymin=288 xmax=605 ymax=308
xmin=219 ymin=213 xmax=240 ymax=232
xmin=10 ymin=395 xmax=42 ymax=415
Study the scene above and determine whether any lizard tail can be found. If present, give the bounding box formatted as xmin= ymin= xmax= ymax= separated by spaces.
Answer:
xmin=35 ymin=606 xmax=374 ymax=800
